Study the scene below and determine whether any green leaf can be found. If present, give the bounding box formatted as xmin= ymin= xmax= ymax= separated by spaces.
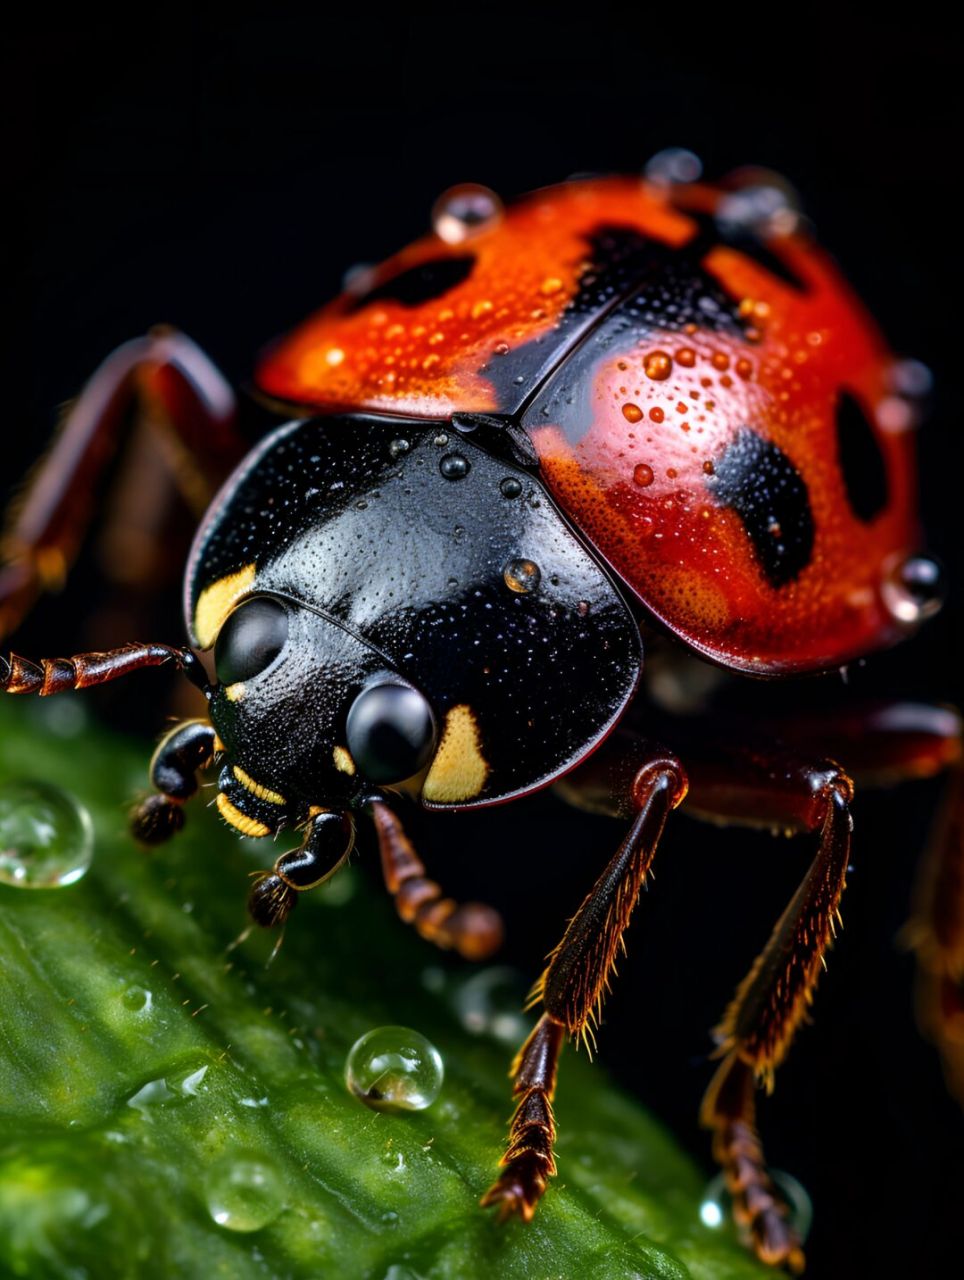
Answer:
xmin=0 ymin=697 xmax=769 ymax=1279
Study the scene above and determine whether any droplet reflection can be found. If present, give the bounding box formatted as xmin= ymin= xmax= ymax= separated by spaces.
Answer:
xmin=0 ymin=780 xmax=93 ymax=889
xmin=345 ymin=1025 xmax=443 ymax=1113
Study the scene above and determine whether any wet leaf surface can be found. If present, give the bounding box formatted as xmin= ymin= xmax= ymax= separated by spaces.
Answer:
xmin=0 ymin=698 xmax=770 ymax=1279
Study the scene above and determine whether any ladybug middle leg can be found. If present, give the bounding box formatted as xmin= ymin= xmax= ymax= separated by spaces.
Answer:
xmin=481 ymin=740 xmax=687 ymax=1222
xmin=370 ymin=799 xmax=504 ymax=961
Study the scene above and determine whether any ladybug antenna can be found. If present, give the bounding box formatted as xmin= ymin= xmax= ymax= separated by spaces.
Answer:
xmin=0 ymin=641 xmax=212 ymax=698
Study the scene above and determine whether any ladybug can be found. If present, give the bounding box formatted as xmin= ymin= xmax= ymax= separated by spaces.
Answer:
xmin=1 ymin=160 xmax=960 ymax=1273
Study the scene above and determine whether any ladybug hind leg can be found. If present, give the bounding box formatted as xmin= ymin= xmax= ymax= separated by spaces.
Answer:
xmin=481 ymin=740 xmax=686 ymax=1223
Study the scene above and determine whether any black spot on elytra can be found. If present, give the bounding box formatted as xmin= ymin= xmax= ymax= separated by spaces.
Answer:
xmin=488 ymin=224 xmax=752 ymax=409
xmin=683 ymin=208 xmax=808 ymax=293
xmin=710 ymin=428 xmax=814 ymax=587
xmin=836 ymin=390 xmax=888 ymax=522
xmin=348 ymin=254 xmax=475 ymax=311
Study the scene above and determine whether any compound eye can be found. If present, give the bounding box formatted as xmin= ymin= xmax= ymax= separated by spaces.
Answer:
xmin=346 ymin=682 xmax=437 ymax=784
xmin=215 ymin=597 xmax=289 ymax=686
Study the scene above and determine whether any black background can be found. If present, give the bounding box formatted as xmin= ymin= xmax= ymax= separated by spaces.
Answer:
xmin=2 ymin=15 xmax=963 ymax=1277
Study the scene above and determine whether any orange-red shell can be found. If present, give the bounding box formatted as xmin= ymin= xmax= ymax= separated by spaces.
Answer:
xmin=255 ymin=177 xmax=920 ymax=675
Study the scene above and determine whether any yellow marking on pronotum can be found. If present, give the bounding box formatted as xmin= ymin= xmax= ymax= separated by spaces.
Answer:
xmin=194 ymin=563 xmax=257 ymax=649
xmin=232 ymin=766 xmax=286 ymax=806
xmin=422 ymin=704 xmax=490 ymax=803
xmin=216 ymin=793 xmax=271 ymax=838
xmin=224 ymin=682 xmax=246 ymax=702
xmin=333 ymin=746 xmax=356 ymax=776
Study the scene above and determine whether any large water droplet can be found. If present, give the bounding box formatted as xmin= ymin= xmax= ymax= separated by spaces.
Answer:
xmin=503 ymin=558 xmax=541 ymax=594
xmin=204 ymin=1152 xmax=285 ymax=1232
xmin=432 ymin=184 xmax=503 ymax=244
xmin=452 ymin=966 xmax=529 ymax=1044
xmin=699 ymin=1168 xmax=812 ymax=1241
xmin=644 ymin=147 xmax=703 ymax=186
xmin=345 ymin=1025 xmax=443 ymax=1112
xmin=0 ymin=780 xmax=93 ymax=889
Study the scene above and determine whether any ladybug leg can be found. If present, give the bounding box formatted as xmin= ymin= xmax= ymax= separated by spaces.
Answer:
xmin=369 ymin=799 xmax=504 ymax=961
xmin=0 ymin=327 xmax=240 ymax=638
xmin=908 ymin=764 xmax=964 ymax=1100
xmin=129 ymin=718 xmax=220 ymax=845
xmin=678 ymin=741 xmax=854 ymax=1274
xmin=691 ymin=699 xmax=964 ymax=1107
xmin=481 ymin=741 xmax=686 ymax=1223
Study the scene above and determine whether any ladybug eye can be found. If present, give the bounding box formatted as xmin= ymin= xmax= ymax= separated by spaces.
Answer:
xmin=346 ymin=682 xmax=437 ymax=784
xmin=215 ymin=598 xmax=289 ymax=686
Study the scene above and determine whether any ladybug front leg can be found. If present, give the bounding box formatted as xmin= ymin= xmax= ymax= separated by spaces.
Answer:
xmin=369 ymin=799 xmax=504 ymax=961
xmin=481 ymin=741 xmax=687 ymax=1223
xmin=0 ymin=328 xmax=240 ymax=637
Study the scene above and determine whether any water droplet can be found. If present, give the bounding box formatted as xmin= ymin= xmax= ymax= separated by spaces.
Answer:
xmin=876 ymin=395 xmax=916 ymax=434
xmin=439 ymin=453 xmax=470 ymax=480
xmin=889 ymin=358 xmax=933 ymax=398
xmin=0 ymin=780 xmax=93 ymax=889
xmin=503 ymin=559 xmax=541 ymax=594
xmin=717 ymin=175 xmax=801 ymax=238
xmin=179 ymin=1065 xmax=208 ymax=1097
xmin=493 ymin=341 xmax=509 ymax=356
xmin=433 ymin=433 xmax=449 ymax=447
xmin=882 ymin=555 xmax=945 ymax=626
xmin=432 ymin=183 xmax=503 ymax=244
xmin=345 ymin=1025 xmax=443 ymax=1112
xmin=127 ymin=1077 xmax=173 ymax=1115
xmin=644 ymin=350 xmax=673 ymax=381
xmin=649 ymin=407 xmax=665 ymax=423
xmin=499 ymin=477 xmax=522 ymax=499
xmin=389 ymin=438 xmax=411 ymax=459
xmin=452 ymin=966 xmax=529 ymax=1044
xmin=122 ymin=986 xmax=153 ymax=1014
xmin=204 ymin=1152 xmax=285 ymax=1232
xmin=644 ymin=147 xmax=703 ymax=186
xmin=622 ymin=402 xmax=643 ymax=423
xmin=699 ymin=1168 xmax=812 ymax=1242
xmin=633 ymin=464 xmax=654 ymax=487
xmin=342 ymin=261 xmax=375 ymax=294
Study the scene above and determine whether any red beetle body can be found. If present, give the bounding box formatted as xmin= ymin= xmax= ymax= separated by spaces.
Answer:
xmin=256 ymin=174 xmax=922 ymax=675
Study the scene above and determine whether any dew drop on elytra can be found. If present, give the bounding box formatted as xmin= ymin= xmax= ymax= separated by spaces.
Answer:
xmin=716 ymin=174 xmax=802 ymax=238
xmin=882 ymin=554 xmax=946 ymax=626
xmin=204 ymin=1152 xmax=286 ymax=1232
xmin=432 ymin=184 xmax=503 ymax=244
xmin=345 ymin=1025 xmax=444 ymax=1113
xmin=644 ymin=147 xmax=703 ymax=186
xmin=0 ymin=779 xmax=93 ymax=889
xmin=503 ymin=559 xmax=541 ymax=594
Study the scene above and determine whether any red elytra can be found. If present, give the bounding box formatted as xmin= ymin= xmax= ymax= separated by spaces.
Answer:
xmin=255 ymin=176 xmax=918 ymax=676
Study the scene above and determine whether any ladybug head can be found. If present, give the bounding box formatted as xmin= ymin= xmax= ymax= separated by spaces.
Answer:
xmin=186 ymin=416 xmax=642 ymax=838
xmin=206 ymin=590 xmax=440 ymax=833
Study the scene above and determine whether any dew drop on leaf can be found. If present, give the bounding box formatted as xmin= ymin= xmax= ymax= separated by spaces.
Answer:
xmin=699 ymin=1168 xmax=812 ymax=1242
xmin=451 ymin=966 xmax=529 ymax=1044
xmin=0 ymin=780 xmax=93 ymax=889
xmin=345 ymin=1026 xmax=444 ymax=1113
xmin=204 ymin=1152 xmax=285 ymax=1232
